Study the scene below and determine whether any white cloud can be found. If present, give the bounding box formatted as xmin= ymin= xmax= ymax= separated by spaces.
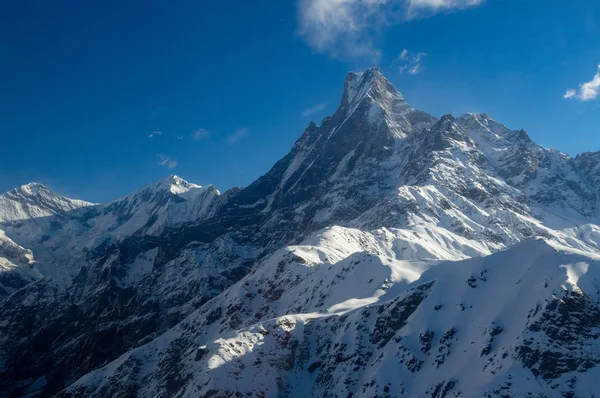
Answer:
xmin=297 ymin=0 xmax=385 ymax=62
xmin=580 ymin=66 xmax=600 ymax=100
xmin=297 ymin=0 xmax=483 ymax=61
xmin=177 ymin=135 xmax=184 ymax=140
xmin=148 ymin=131 xmax=161 ymax=139
xmin=408 ymin=64 xmax=421 ymax=74
xmin=157 ymin=154 xmax=177 ymax=169
xmin=192 ymin=128 xmax=210 ymax=141
xmin=301 ymin=102 xmax=328 ymax=116
xmin=564 ymin=64 xmax=600 ymax=102
xmin=563 ymin=89 xmax=577 ymax=99
xmin=406 ymin=0 xmax=484 ymax=18
xmin=394 ymin=49 xmax=426 ymax=75
xmin=227 ymin=128 xmax=249 ymax=145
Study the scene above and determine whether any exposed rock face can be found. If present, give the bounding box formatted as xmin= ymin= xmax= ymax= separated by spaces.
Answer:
xmin=1 ymin=68 xmax=600 ymax=397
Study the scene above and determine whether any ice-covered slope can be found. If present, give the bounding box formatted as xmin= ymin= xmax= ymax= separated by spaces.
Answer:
xmin=2 ymin=67 xmax=600 ymax=397
xmin=0 ymin=182 xmax=92 ymax=224
xmin=456 ymin=113 xmax=596 ymax=217
xmin=61 ymin=237 xmax=600 ymax=398
xmin=0 ymin=183 xmax=94 ymax=288
xmin=0 ymin=230 xmax=40 ymax=297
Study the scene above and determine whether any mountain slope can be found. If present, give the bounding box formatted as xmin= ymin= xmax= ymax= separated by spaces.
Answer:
xmin=61 ymin=238 xmax=600 ymax=398
xmin=0 ymin=230 xmax=39 ymax=297
xmin=1 ymin=67 xmax=600 ymax=397
xmin=0 ymin=182 xmax=92 ymax=224
xmin=0 ymin=183 xmax=93 ymax=290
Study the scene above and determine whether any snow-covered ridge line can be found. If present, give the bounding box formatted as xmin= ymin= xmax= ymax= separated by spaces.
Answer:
xmin=0 ymin=183 xmax=93 ymax=223
xmin=0 ymin=174 xmax=220 ymax=289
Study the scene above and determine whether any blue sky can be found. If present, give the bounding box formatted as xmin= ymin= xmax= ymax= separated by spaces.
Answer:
xmin=1 ymin=0 xmax=599 ymax=202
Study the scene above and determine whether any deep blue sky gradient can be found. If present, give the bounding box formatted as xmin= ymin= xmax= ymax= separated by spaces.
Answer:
xmin=1 ymin=0 xmax=599 ymax=201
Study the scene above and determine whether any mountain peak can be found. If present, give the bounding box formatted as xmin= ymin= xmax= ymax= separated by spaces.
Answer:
xmin=336 ymin=67 xmax=435 ymax=138
xmin=345 ymin=66 xmax=383 ymax=84
xmin=341 ymin=67 xmax=403 ymax=111
xmin=456 ymin=112 xmax=513 ymax=137
xmin=147 ymin=175 xmax=204 ymax=195
xmin=0 ymin=182 xmax=71 ymax=202
xmin=0 ymin=183 xmax=92 ymax=224
xmin=6 ymin=182 xmax=69 ymax=201
xmin=161 ymin=174 xmax=189 ymax=186
xmin=18 ymin=182 xmax=47 ymax=196
xmin=463 ymin=112 xmax=490 ymax=120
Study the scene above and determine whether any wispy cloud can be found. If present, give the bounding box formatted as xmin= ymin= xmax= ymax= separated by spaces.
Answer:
xmin=564 ymin=64 xmax=600 ymax=101
xmin=301 ymin=102 xmax=328 ymax=116
xmin=405 ymin=0 xmax=484 ymax=19
xmin=192 ymin=128 xmax=210 ymax=141
xmin=148 ymin=131 xmax=162 ymax=139
xmin=157 ymin=154 xmax=177 ymax=169
xmin=394 ymin=49 xmax=426 ymax=75
xmin=227 ymin=128 xmax=249 ymax=145
xmin=563 ymin=89 xmax=577 ymax=99
xmin=297 ymin=0 xmax=484 ymax=62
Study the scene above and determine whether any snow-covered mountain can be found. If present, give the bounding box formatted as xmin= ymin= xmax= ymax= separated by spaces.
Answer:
xmin=62 ymin=236 xmax=600 ymax=398
xmin=1 ymin=67 xmax=599 ymax=397
xmin=0 ymin=175 xmax=219 ymax=290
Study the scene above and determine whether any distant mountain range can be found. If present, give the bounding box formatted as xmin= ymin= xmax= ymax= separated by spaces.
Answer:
xmin=1 ymin=68 xmax=599 ymax=397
